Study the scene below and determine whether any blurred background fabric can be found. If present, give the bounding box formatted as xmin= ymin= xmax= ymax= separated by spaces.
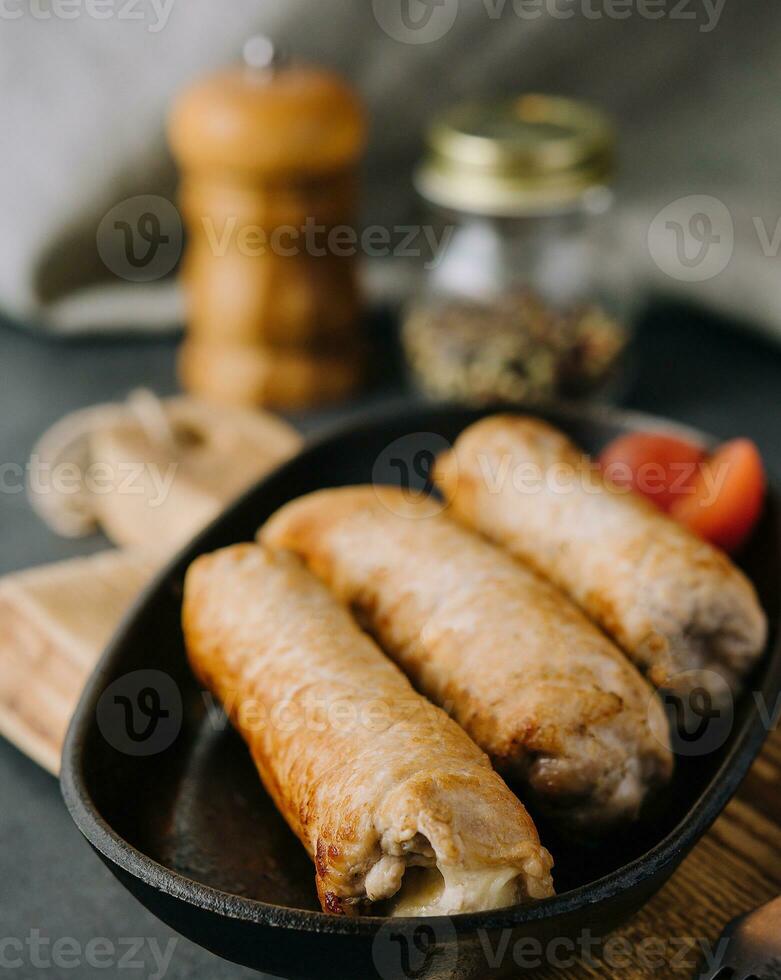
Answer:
xmin=3 ymin=0 xmax=780 ymax=338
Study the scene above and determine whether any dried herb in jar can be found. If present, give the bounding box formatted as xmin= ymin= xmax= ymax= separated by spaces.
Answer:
xmin=401 ymin=291 xmax=626 ymax=405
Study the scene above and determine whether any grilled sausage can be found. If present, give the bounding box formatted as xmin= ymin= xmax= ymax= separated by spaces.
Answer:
xmin=183 ymin=543 xmax=554 ymax=916
xmin=434 ymin=414 xmax=767 ymax=698
xmin=261 ymin=488 xmax=673 ymax=830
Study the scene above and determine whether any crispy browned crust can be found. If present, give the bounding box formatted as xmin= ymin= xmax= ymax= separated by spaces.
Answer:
xmin=260 ymin=488 xmax=673 ymax=830
xmin=433 ymin=414 xmax=767 ymax=695
xmin=182 ymin=544 xmax=553 ymax=915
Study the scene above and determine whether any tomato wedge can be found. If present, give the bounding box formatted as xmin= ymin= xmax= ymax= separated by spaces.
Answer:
xmin=670 ymin=438 xmax=766 ymax=553
xmin=599 ymin=432 xmax=705 ymax=511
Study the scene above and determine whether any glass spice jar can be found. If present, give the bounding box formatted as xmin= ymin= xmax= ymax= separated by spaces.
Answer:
xmin=403 ymin=94 xmax=633 ymax=405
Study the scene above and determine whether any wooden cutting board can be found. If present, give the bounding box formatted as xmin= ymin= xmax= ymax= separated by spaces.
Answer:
xmin=0 ymin=396 xmax=302 ymax=774
xmin=0 ymin=549 xmax=164 ymax=774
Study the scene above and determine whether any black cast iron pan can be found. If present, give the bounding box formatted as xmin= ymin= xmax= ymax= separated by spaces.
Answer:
xmin=61 ymin=402 xmax=781 ymax=980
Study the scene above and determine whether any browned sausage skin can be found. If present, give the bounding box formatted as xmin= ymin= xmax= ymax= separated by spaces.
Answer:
xmin=183 ymin=543 xmax=554 ymax=916
xmin=434 ymin=414 xmax=767 ymax=699
xmin=261 ymin=488 xmax=673 ymax=831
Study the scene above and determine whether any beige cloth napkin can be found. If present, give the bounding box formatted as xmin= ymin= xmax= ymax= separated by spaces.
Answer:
xmin=2 ymin=1 xmax=781 ymax=339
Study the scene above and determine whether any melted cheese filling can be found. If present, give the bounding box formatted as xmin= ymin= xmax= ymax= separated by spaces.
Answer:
xmin=381 ymin=864 xmax=522 ymax=917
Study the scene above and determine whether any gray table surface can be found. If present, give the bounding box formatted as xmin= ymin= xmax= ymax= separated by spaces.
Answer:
xmin=1 ymin=305 xmax=780 ymax=979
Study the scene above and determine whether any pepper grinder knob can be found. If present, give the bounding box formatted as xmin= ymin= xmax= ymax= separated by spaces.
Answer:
xmin=242 ymin=35 xmax=288 ymax=75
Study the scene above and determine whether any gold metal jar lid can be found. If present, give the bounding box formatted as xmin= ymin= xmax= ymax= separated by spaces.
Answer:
xmin=415 ymin=94 xmax=615 ymax=215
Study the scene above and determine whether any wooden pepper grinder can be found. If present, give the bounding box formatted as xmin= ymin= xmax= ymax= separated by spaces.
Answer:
xmin=169 ymin=38 xmax=367 ymax=409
